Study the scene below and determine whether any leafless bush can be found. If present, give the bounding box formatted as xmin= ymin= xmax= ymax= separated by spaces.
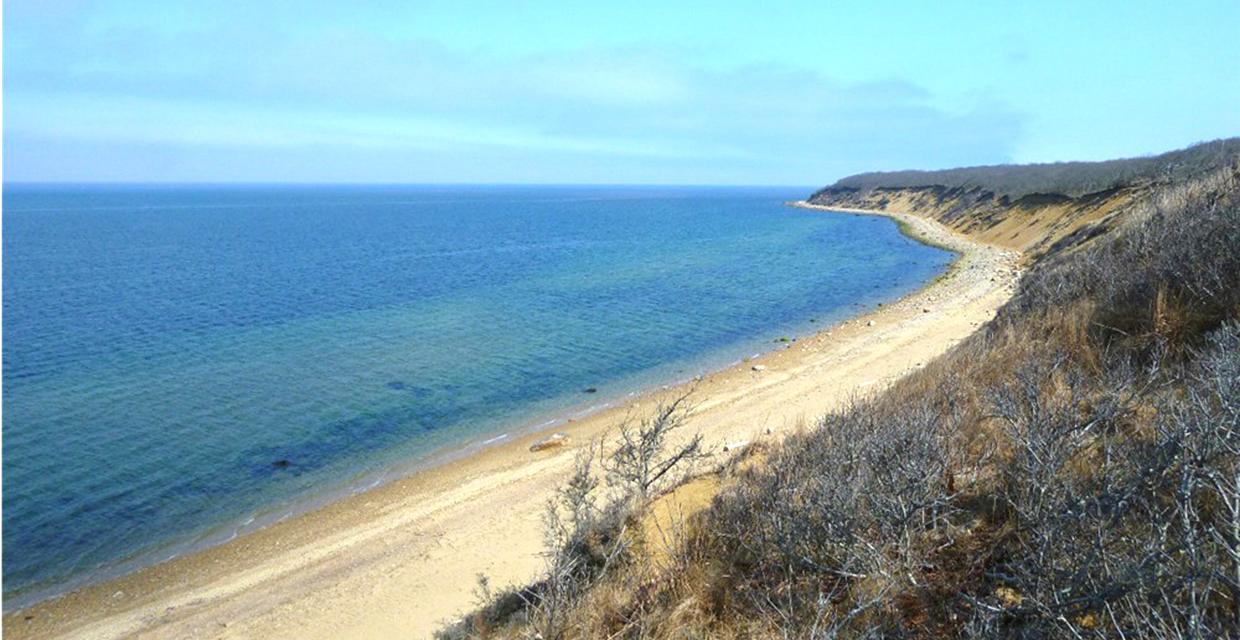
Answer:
xmin=965 ymin=323 xmax=1239 ymax=639
xmin=691 ymin=387 xmax=966 ymax=637
xmin=526 ymin=445 xmax=617 ymax=637
xmin=604 ymin=391 xmax=708 ymax=502
xmin=441 ymin=394 xmax=707 ymax=639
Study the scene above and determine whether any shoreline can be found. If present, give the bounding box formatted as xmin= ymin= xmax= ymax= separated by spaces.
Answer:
xmin=4 ymin=203 xmax=1020 ymax=640
xmin=1 ymin=200 xmax=938 ymax=615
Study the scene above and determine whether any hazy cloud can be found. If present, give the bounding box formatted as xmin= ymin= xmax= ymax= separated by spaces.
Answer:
xmin=5 ymin=17 xmax=1025 ymax=183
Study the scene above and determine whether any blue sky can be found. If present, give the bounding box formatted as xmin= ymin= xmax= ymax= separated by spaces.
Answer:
xmin=5 ymin=1 xmax=1239 ymax=184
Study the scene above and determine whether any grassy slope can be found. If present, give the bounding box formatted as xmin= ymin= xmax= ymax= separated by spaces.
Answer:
xmin=443 ymin=143 xmax=1240 ymax=639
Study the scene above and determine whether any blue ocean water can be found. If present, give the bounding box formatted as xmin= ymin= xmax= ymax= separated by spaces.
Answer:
xmin=1 ymin=184 xmax=953 ymax=607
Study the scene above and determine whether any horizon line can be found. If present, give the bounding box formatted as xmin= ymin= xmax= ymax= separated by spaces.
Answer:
xmin=3 ymin=180 xmax=823 ymax=189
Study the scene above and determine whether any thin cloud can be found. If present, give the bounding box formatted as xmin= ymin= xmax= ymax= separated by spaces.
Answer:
xmin=5 ymin=19 xmax=1025 ymax=183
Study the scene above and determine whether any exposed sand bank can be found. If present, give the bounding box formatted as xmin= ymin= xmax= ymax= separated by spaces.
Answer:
xmin=4 ymin=203 xmax=1020 ymax=640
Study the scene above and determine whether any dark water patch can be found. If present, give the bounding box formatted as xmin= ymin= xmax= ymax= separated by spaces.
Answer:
xmin=405 ymin=385 xmax=435 ymax=399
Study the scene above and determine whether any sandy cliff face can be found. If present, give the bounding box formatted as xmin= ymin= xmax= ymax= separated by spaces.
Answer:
xmin=808 ymin=184 xmax=1141 ymax=258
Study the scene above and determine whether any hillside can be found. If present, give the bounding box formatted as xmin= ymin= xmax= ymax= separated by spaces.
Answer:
xmin=809 ymin=139 xmax=1240 ymax=258
xmin=442 ymin=142 xmax=1240 ymax=639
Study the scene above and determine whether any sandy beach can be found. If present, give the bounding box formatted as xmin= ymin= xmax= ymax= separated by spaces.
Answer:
xmin=4 ymin=203 xmax=1020 ymax=640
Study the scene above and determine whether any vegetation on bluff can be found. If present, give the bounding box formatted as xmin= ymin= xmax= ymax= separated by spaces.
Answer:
xmin=441 ymin=150 xmax=1240 ymax=639
xmin=816 ymin=138 xmax=1240 ymax=200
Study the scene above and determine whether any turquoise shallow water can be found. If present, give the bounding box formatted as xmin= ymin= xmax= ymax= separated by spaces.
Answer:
xmin=2 ymin=185 xmax=953 ymax=607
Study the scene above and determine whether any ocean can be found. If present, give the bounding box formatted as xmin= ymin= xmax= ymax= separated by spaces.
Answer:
xmin=1 ymin=184 xmax=953 ymax=607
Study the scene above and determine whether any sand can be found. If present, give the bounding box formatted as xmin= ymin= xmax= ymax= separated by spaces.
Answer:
xmin=3 ymin=203 xmax=1020 ymax=640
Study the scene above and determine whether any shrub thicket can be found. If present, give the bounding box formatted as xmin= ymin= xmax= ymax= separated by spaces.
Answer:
xmin=817 ymin=138 xmax=1240 ymax=200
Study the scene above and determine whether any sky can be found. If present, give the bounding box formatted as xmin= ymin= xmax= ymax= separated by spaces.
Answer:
xmin=4 ymin=0 xmax=1239 ymax=185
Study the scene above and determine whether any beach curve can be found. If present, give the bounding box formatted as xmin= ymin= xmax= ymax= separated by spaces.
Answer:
xmin=3 ymin=202 xmax=1020 ymax=640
